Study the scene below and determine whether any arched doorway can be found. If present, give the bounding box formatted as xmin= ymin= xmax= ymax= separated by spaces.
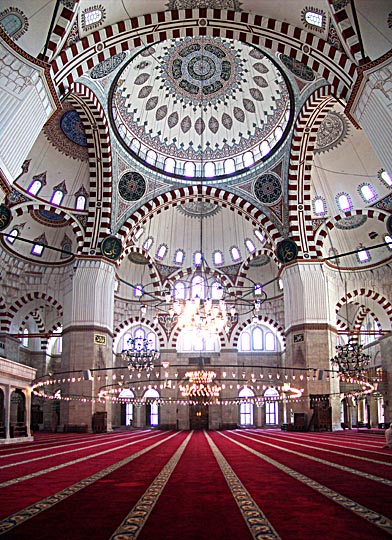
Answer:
xmin=189 ymin=402 xmax=209 ymax=430
xmin=10 ymin=389 xmax=26 ymax=437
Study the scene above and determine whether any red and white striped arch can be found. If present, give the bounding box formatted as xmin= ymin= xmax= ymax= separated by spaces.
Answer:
xmin=50 ymin=9 xmax=356 ymax=100
xmin=67 ymin=83 xmax=113 ymax=254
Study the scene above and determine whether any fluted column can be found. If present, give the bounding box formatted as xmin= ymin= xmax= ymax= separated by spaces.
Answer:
xmin=60 ymin=258 xmax=116 ymax=430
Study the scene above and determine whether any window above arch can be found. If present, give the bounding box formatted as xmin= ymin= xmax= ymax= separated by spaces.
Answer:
xmin=81 ymin=5 xmax=106 ymax=31
xmin=239 ymin=324 xmax=279 ymax=352
xmin=213 ymin=250 xmax=223 ymax=266
xmin=301 ymin=7 xmax=326 ymax=32
xmin=230 ymin=246 xmax=241 ymax=262
xmin=359 ymin=184 xmax=377 ymax=203
xmin=313 ymin=196 xmax=327 ymax=216
xmin=0 ymin=7 xmax=28 ymax=40
xmin=177 ymin=328 xmax=220 ymax=353
xmin=245 ymin=239 xmax=256 ymax=254
xmin=28 ymin=179 xmax=43 ymax=196
xmin=143 ymin=237 xmax=153 ymax=251
xmin=379 ymin=169 xmax=392 ymax=187
xmin=156 ymin=243 xmax=167 ymax=260
xmin=336 ymin=193 xmax=352 ymax=212
xmin=174 ymin=249 xmax=185 ymax=265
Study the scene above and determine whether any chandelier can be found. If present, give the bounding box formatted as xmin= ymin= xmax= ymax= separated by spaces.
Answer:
xmin=179 ymin=370 xmax=222 ymax=399
xmin=149 ymin=268 xmax=267 ymax=334
xmin=330 ymin=337 xmax=370 ymax=377
xmin=121 ymin=335 xmax=160 ymax=372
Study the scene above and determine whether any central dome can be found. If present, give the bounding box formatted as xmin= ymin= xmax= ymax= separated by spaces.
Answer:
xmin=111 ymin=36 xmax=293 ymax=181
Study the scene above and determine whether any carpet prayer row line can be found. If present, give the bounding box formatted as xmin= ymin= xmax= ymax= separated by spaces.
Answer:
xmin=0 ymin=429 xmax=391 ymax=539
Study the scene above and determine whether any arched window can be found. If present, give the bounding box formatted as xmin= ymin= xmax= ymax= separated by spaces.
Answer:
xmin=174 ymin=281 xmax=186 ymax=300
xmin=238 ymin=324 xmax=279 ymax=352
xmin=194 ymin=251 xmax=202 ymax=266
xmin=239 ymin=387 xmax=255 ymax=426
xmin=174 ymin=249 xmax=185 ymax=265
xmin=177 ymin=328 xmax=220 ymax=353
xmin=164 ymin=158 xmax=175 ymax=174
xmin=254 ymin=229 xmax=265 ymax=243
xmin=211 ymin=281 xmax=224 ymax=300
xmin=337 ymin=193 xmax=352 ymax=212
xmin=275 ymin=126 xmax=283 ymax=141
xmin=230 ymin=246 xmax=241 ymax=262
xmin=243 ymin=152 xmax=254 ymax=168
xmin=82 ymin=7 xmax=105 ymax=30
xmin=245 ymin=239 xmax=256 ymax=253
xmin=313 ymin=197 xmax=326 ymax=215
xmin=143 ymin=237 xmax=153 ymax=251
xmin=184 ymin=161 xmax=196 ymax=177
xmin=260 ymin=140 xmax=270 ymax=157
xmin=304 ymin=10 xmax=324 ymax=28
xmin=131 ymin=139 xmax=141 ymax=153
xmin=143 ymin=388 xmax=160 ymax=426
xmin=0 ymin=8 xmax=28 ymax=40
xmin=213 ymin=250 xmax=223 ymax=266
xmin=21 ymin=328 xmax=28 ymax=347
xmin=264 ymin=387 xmax=279 ymax=425
xmin=135 ymin=228 xmax=144 ymax=240
xmin=6 ymin=228 xmax=19 ymax=244
xmin=28 ymin=180 xmax=43 ymax=196
xmin=156 ymin=244 xmax=167 ymax=260
xmin=379 ymin=169 xmax=392 ymax=187
xmin=119 ymin=388 xmax=135 ymax=426
xmin=122 ymin=327 xmax=159 ymax=355
xmin=252 ymin=326 xmax=263 ymax=350
xmin=51 ymin=190 xmax=64 ymax=206
xmin=146 ymin=150 xmax=157 ymax=166
xmin=75 ymin=195 xmax=86 ymax=210
xmin=191 ymin=275 xmax=205 ymax=299
xmin=359 ymin=184 xmax=377 ymax=202
xmin=265 ymin=332 xmax=275 ymax=351
xmin=224 ymin=159 xmax=235 ymax=175
xmin=240 ymin=331 xmax=251 ymax=351
xmin=204 ymin=162 xmax=215 ymax=178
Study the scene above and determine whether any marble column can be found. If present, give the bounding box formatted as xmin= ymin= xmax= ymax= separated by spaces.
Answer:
xmin=60 ymin=258 xmax=116 ymax=431
xmin=281 ymin=262 xmax=341 ymax=430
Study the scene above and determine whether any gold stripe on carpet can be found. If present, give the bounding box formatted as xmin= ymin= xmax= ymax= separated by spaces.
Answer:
xmin=233 ymin=431 xmax=392 ymax=487
xmin=218 ymin=432 xmax=392 ymax=536
xmin=110 ymin=431 xmax=193 ymax=540
xmin=205 ymin=431 xmax=281 ymax=540
xmin=0 ymin=431 xmax=164 ymax=489
xmin=0 ymin=432 xmax=180 ymax=535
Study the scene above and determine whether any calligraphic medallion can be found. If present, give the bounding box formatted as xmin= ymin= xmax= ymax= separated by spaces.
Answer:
xmin=101 ymin=235 xmax=122 ymax=260
xmin=276 ymin=239 xmax=298 ymax=264
xmin=0 ymin=205 xmax=12 ymax=230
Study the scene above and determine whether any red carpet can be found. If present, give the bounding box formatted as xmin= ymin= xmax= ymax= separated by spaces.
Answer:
xmin=0 ymin=429 xmax=391 ymax=539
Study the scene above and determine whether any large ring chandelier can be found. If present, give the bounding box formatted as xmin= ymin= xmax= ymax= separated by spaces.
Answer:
xmin=330 ymin=338 xmax=370 ymax=377
xmin=179 ymin=370 xmax=222 ymax=399
xmin=121 ymin=335 xmax=160 ymax=372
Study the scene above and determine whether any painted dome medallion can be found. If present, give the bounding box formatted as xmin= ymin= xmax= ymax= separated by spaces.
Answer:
xmin=110 ymin=36 xmax=293 ymax=182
